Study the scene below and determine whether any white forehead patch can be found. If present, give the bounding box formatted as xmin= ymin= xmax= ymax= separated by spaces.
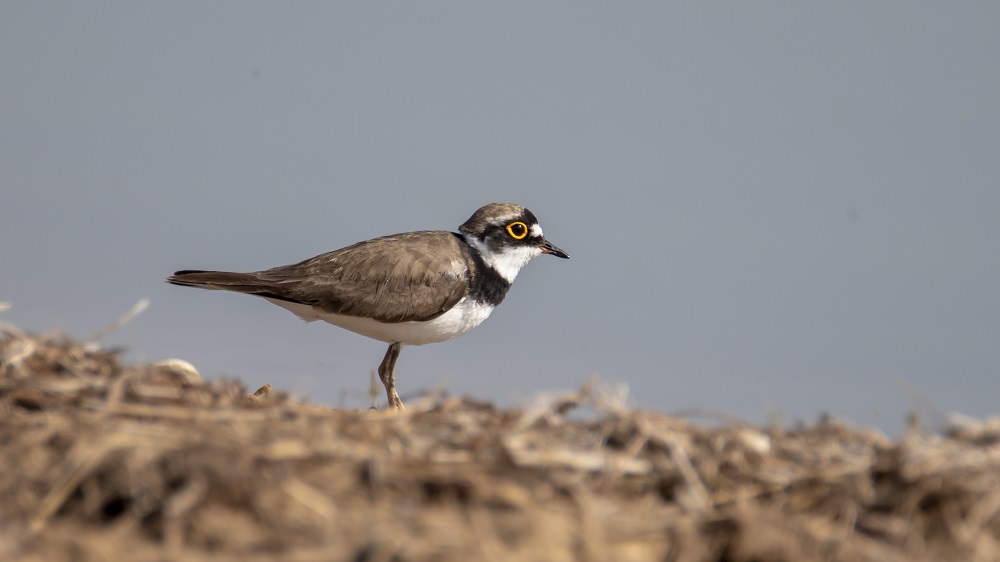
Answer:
xmin=530 ymin=224 xmax=543 ymax=237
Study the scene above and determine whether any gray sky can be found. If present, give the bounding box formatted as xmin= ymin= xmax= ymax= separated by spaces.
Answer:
xmin=3 ymin=3 xmax=999 ymax=433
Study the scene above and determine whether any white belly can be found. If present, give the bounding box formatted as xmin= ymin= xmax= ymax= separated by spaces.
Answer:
xmin=265 ymin=297 xmax=495 ymax=345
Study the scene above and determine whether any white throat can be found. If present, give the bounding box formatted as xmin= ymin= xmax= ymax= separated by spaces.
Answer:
xmin=463 ymin=235 xmax=542 ymax=284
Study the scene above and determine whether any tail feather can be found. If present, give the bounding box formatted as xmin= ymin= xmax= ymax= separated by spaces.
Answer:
xmin=166 ymin=270 xmax=277 ymax=296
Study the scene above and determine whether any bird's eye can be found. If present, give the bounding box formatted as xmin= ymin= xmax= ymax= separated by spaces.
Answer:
xmin=506 ymin=221 xmax=528 ymax=240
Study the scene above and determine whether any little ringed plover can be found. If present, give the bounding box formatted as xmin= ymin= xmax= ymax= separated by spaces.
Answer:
xmin=167 ymin=202 xmax=568 ymax=409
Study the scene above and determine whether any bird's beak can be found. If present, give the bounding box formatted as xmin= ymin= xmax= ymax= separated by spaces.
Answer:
xmin=539 ymin=240 xmax=570 ymax=259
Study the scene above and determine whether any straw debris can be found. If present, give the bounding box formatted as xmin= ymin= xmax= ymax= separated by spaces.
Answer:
xmin=2 ymin=324 xmax=999 ymax=561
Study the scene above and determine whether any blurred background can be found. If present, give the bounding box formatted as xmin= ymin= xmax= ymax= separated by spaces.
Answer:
xmin=3 ymin=3 xmax=998 ymax=434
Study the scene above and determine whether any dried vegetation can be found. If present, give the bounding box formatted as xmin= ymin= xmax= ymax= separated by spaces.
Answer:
xmin=2 ymin=322 xmax=1000 ymax=562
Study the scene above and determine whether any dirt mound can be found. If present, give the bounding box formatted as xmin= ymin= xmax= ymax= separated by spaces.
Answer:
xmin=2 ymin=323 xmax=999 ymax=561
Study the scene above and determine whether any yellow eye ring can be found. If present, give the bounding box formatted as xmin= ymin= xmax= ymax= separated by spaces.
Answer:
xmin=506 ymin=221 xmax=528 ymax=240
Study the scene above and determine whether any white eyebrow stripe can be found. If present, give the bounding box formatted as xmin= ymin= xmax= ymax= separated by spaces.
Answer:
xmin=530 ymin=224 xmax=543 ymax=237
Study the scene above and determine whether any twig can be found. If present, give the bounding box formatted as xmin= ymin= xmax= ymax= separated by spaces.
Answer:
xmin=86 ymin=298 xmax=150 ymax=343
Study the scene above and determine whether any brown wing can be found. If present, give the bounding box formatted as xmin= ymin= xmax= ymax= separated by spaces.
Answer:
xmin=168 ymin=231 xmax=472 ymax=323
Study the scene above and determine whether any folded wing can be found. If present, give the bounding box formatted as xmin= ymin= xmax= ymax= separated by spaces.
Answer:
xmin=167 ymin=231 xmax=471 ymax=323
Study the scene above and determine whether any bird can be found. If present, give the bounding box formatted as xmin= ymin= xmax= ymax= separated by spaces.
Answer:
xmin=166 ymin=202 xmax=569 ymax=410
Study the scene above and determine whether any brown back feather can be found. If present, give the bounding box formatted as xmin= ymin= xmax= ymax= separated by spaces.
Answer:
xmin=168 ymin=231 xmax=472 ymax=323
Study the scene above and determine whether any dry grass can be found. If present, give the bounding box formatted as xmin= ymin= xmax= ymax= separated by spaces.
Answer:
xmin=2 ymin=323 xmax=1000 ymax=562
